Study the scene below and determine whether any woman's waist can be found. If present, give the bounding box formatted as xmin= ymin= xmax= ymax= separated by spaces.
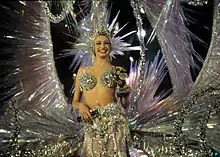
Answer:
xmin=88 ymin=102 xmax=124 ymax=118
xmin=83 ymin=88 xmax=115 ymax=98
xmin=85 ymin=98 xmax=116 ymax=109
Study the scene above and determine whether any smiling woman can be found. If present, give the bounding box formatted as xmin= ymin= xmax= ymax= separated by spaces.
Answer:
xmin=72 ymin=30 xmax=131 ymax=156
xmin=93 ymin=33 xmax=111 ymax=58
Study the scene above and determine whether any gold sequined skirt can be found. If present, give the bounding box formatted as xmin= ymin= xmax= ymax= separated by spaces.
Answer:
xmin=82 ymin=103 xmax=130 ymax=157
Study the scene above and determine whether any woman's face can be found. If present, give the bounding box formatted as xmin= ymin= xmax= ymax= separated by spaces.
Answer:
xmin=93 ymin=35 xmax=111 ymax=58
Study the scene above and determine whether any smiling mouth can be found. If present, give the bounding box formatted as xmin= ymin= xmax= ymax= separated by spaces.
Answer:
xmin=99 ymin=50 xmax=107 ymax=53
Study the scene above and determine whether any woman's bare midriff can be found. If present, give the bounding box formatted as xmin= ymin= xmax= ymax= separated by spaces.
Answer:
xmin=83 ymin=86 xmax=116 ymax=109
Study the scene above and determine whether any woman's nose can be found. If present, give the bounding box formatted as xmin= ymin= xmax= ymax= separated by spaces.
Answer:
xmin=100 ymin=43 xmax=105 ymax=48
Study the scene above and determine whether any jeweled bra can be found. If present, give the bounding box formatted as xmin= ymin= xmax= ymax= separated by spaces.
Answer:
xmin=79 ymin=66 xmax=127 ymax=91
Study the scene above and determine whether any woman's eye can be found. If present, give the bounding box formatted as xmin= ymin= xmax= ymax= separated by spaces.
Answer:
xmin=104 ymin=41 xmax=110 ymax=45
xmin=95 ymin=42 xmax=101 ymax=45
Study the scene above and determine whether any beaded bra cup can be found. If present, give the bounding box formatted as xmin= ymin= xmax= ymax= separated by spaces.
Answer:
xmin=79 ymin=66 xmax=127 ymax=91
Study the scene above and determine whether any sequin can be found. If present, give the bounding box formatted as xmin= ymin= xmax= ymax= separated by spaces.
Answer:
xmin=82 ymin=103 xmax=130 ymax=157
xmin=79 ymin=66 xmax=127 ymax=91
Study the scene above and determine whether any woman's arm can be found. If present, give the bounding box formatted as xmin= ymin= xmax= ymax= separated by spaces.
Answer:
xmin=72 ymin=68 xmax=93 ymax=121
xmin=72 ymin=68 xmax=83 ymax=109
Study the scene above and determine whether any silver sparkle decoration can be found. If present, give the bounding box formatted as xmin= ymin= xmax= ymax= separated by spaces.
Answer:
xmin=173 ymin=99 xmax=191 ymax=155
xmin=1 ymin=1 xmax=83 ymax=155
xmin=198 ymin=102 xmax=219 ymax=155
xmin=41 ymin=0 xmax=75 ymax=23
xmin=182 ymin=0 xmax=208 ymax=6
xmin=141 ymin=0 xmax=196 ymax=97
xmin=5 ymin=98 xmax=21 ymax=157
xmin=197 ymin=2 xmax=220 ymax=150
xmin=173 ymin=86 xmax=220 ymax=156
xmin=129 ymin=0 xmax=146 ymax=110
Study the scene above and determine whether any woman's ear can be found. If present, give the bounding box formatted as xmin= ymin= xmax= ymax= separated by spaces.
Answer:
xmin=92 ymin=43 xmax=96 ymax=56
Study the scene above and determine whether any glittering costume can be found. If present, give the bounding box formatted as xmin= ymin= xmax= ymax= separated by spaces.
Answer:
xmin=79 ymin=67 xmax=116 ymax=91
xmin=79 ymin=66 xmax=127 ymax=91
xmin=1 ymin=1 xmax=220 ymax=157
xmin=78 ymin=66 xmax=130 ymax=156
xmin=83 ymin=103 xmax=130 ymax=157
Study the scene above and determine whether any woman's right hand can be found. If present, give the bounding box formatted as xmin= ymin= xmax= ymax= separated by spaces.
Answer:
xmin=78 ymin=104 xmax=93 ymax=122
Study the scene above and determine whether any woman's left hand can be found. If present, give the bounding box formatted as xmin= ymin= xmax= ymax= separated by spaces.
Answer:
xmin=116 ymin=85 xmax=131 ymax=97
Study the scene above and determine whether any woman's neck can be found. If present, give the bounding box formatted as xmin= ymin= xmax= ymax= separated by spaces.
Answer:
xmin=93 ymin=57 xmax=111 ymax=68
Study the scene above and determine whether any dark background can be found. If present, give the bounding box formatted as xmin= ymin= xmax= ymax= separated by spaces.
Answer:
xmin=51 ymin=0 xmax=213 ymax=97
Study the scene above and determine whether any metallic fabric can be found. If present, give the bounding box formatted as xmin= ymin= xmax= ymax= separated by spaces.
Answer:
xmin=141 ymin=0 xmax=196 ymax=97
xmin=79 ymin=66 xmax=128 ymax=91
xmin=100 ymin=71 xmax=117 ymax=88
xmin=174 ymin=0 xmax=220 ymax=155
xmin=0 ymin=1 xmax=83 ymax=155
xmin=79 ymin=73 xmax=98 ymax=91
xmin=41 ymin=0 xmax=75 ymax=23
xmin=82 ymin=103 xmax=130 ymax=157
xmin=129 ymin=0 xmax=146 ymax=111
xmin=79 ymin=68 xmax=117 ymax=91
xmin=182 ymin=0 xmax=208 ymax=6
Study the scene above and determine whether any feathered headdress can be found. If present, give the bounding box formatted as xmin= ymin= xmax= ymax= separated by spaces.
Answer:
xmin=63 ymin=0 xmax=140 ymax=69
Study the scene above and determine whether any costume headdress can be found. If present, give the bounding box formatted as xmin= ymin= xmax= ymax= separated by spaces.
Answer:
xmin=63 ymin=1 xmax=140 ymax=69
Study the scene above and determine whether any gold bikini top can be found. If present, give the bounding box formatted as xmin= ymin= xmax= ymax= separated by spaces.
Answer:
xmin=79 ymin=66 xmax=128 ymax=91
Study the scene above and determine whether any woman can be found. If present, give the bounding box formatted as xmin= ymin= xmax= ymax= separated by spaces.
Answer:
xmin=72 ymin=31 xmax=131 ymax=157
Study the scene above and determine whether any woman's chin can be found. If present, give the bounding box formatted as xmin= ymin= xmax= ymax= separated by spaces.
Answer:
xmin=97 ymin=53 xmax=109 ymax=58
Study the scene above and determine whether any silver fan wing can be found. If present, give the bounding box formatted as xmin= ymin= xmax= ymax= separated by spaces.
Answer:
xmin=127 ymin=0 xmax=220 ymax=156
xmin=176 ymin=0 xmax=220 ymax=153
xmin=0 ymin=1 xmax=82 ymax=156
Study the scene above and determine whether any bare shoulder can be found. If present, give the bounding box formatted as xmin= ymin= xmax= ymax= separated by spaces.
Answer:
xmin=78 ymin=66 xmax=91 ymax=74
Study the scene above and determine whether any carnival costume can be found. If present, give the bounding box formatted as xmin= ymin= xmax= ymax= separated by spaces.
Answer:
xmin=83 ymin=103 xmax=130 ymax=157
xmin=1 ymin=0 xmax=220 ymax=157
xmin=78 ymin=65 xmax=131 ymax=156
